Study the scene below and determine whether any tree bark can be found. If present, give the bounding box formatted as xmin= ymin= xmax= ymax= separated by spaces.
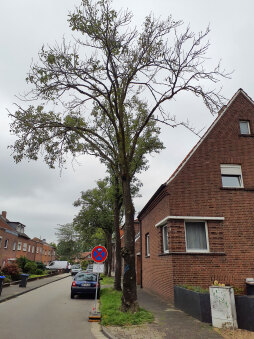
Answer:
xmin=106 ymin=233 xmax=112 ymax=277
xmin=121 ymin=175 xmax=138 ymax=312
xmin=113 ymin=179 xmax=122 ymax=291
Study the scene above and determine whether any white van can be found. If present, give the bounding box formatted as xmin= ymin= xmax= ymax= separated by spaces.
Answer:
xmin=46 ymin=261 xmax=69 ymax=270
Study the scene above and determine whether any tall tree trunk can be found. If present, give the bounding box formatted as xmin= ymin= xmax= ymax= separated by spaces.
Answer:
xmin=106 ymin=233 xmax=112 ymax=277
xmin=121 ymin=175 xmax=138 ymax=312
xmin=113 ymin=177 xmax=122 ymax=291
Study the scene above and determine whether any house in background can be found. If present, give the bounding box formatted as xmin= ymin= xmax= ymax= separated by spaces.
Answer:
xmin=0 ymin=211 xmax=56 ymax=268
xmin=138 ymin=89 xmax=254 ymax=301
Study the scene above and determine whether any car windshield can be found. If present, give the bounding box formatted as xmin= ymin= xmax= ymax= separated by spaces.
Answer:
xmin=72 ymin=265 xmax=80 ymax=269
xmin=76 ymin=273 xmax=97 ymax=282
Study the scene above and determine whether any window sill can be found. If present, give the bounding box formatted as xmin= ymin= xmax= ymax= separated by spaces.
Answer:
xmin=239 ymin=134 xmax=254 ymax=137
xmin=145 ymin=255 xmax=150 ymax=258
xmin=220 ymin=187 xmax=244 ymax=191
xmin=158 ymin=252 xmax=226 ymax=256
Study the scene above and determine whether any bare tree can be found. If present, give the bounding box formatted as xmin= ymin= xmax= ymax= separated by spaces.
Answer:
xmin=9 ymin=0 xmax=228 ymax=311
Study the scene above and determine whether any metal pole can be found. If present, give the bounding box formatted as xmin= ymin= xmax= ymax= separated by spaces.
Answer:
xmin=94 ymin=272 xmax=99 ymax=313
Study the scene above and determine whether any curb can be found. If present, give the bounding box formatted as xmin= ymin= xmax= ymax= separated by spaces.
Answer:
xmin=101 ymin=326 xmax=118 ymax=339
xmin=0 ymin=274 xmax=70 ymax=304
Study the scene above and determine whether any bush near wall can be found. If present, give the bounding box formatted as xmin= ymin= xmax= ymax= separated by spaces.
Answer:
xmin=2 ymin=263 xmax=21 ymax=281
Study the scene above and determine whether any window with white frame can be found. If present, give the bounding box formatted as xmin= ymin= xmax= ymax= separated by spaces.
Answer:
xmin=17 ymin=242 xmax=22 ymax=251
xmin=40 ymin=247 xmax=42 ymax=254
xmin=145 ymin=233 xmax=150 ymax=256
xmin=239 ymin=120 xmax=250 ymax=135
xmin=220 ymin=164 xmax=243 ymax=188
xmin=13 ymin=242 xmax=16 ymax=251
xmin=48 ymin=250 xmax=51 ymax=256
xmin=0 ymin=236 xmax=2 ymax=248
xmin=28 ymin=245 xmax=31 ymax=252
xmin=36 ymin=247 xmax=39 ymax=253
xmin=162 ymin=225 xmax=169 ymax=253
xmin=4 ymin=239 xmax=8 ymax=249
xmin=23 ymin=243 xmax=27 ymax=251
xmin=185 ymin=221 xmax=209 ymax=252
xmin=32 ymin=246 xmax=35 ymax=253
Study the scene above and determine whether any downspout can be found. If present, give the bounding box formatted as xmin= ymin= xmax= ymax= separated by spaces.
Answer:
xmin=138 ymin=217 xmax=143 ymax=289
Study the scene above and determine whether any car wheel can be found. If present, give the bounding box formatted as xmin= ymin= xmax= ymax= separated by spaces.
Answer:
xmin=71 ymin=292 xmax=75 ymax=299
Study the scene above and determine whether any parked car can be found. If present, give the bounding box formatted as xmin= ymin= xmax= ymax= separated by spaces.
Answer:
xmin=71 ymin=264 xmax=82 ymax=276
xmin=85 ymin=264 xmax=94 ymax=273
xmin=46 ymin=261 xmax=69 ymax=270
xmin=71 ymin=272 xmax=102 ymax=299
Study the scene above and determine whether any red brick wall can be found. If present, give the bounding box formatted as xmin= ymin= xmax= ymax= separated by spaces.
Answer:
xmin=140 ymin=91 xmax=254 ymax=300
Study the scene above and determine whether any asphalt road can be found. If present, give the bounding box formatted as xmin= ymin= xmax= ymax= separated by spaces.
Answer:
xmin=0 ymin=276 xmax=97 ymax=339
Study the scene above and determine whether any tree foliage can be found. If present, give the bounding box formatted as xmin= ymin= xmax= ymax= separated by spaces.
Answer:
xmin=9 ymin=0 xmax=228 ymax=311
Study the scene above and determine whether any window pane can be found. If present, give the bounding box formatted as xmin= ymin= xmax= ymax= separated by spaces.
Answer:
xmin=163 ymin=226 xmax=168 ymax=252
xmin=222 ymin=175 xmax=241 ymax=187
xmin=240 ymin=121 xmax=250 ymax=134
xmin=186 ymin=222 xmax=207 ymax=250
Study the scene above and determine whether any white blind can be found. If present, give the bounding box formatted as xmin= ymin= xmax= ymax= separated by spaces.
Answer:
xmin=220 ymin=164 xmax=242 ymax=175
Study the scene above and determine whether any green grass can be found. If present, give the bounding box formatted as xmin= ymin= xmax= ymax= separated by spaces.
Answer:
xmin=100 ymin=288 xmax=154 ymax=326
xmin=100 ymin=274 xmax=114 ymax=285
xmin=29 ymin=273 xmax=47 ymax=279
xmin=179 ymin=284 xmax=209 ymax=293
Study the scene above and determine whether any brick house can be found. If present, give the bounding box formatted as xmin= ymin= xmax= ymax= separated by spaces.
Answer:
xmin=138 ymin=89 xmax=254 ymax=301
xmin=0 ymin=211 xmax=56 ymax=268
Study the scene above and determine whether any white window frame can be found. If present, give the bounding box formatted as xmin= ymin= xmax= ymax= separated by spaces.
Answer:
xmin=48 ymin=250 xmax=51 ymax=256
xmin=23 ymin=243 xmax=27 ymax=252
xmin=32 ymin=246 xmax=35 ymax=253
xmin=145 ymin=233 xmax=150 ymax=257
xmin=0 ymin=236 xmax=2 ymax=249
xmin=17 ymin=242 xmax=22 ymax=251
xmin=220 ymin=164 xmax=244 ymax=188
xmin=28 ymin=245 xmax=31 ymax=252
xmin=184 ymin=220 xmax=209 ymax=253
xmin=36 ymin=247 xmax=39 ymax=254
xmin=239 ymin=120 xmax=250 ymax=135
xmin=40 ymin=247 xmax=42 ymax=254
xmin=162 ymin=225 xmax=169 ymax=253
xmin=4 ymin=239 xmax=8 ymax=249
xmin=13 ymin=242 xmax=16 ymax=251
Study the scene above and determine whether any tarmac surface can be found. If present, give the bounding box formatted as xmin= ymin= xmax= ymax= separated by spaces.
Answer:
xmin=0 ymin=274 xmax=223 ymax=339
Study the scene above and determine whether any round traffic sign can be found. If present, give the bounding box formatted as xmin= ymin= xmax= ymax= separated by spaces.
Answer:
xmin=91 ymin=246 xmax=108 ymax=263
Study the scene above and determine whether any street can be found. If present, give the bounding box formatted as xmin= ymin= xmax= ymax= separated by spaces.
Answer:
xmin=0 ymin=276 xmax=97 ymax=339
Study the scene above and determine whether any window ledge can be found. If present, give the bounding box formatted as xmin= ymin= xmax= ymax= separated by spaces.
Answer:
xmin=158 ymin=252 xmax=226 ymax=256
xmin=220 ymin=187 xmax=244 ymax=191
xmin=239 ymin=134 xmax=254 ymax=137
xmin=145 ymin=255 xmax=150 ymax=258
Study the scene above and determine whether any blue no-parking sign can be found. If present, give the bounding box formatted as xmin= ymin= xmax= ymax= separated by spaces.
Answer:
xmin=91 ymin=246 xmax=108 ymax=263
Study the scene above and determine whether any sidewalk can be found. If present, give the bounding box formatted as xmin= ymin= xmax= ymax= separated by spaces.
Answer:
xmin=102 ymin=287 xmax=222 ymax=339
xmin=0 ymin=273 xmax=70 ymax=303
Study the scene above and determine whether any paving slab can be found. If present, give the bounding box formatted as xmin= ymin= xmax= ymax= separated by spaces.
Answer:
xmin=102 ymin=287 xmax=222 ymax=339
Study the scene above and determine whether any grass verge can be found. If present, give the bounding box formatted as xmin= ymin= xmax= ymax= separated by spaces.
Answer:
xmin=100 ymin=288 xmax=154 ymax=326
xmin=100 ymin=274 xmax=114 ymax=285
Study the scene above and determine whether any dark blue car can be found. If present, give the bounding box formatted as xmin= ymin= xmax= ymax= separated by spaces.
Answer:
xmin=71 ymin=272 xmax=101 ymax=299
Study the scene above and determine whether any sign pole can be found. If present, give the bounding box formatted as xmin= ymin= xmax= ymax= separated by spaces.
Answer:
xmin=94 ymin=272 xmax=99 ymax=313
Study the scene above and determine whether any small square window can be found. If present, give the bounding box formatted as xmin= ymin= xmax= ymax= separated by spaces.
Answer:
xmin=220 ymin=164 xmax=243 ymax=188
xmin=145 ymin=233 xmax=150 ymax=256
xmin=185 ymin=222 xmax=209 ymax=252
xmin=239 ymin=121 xmax=250 ymax=135
xmin=162 ymin=225 xmax=169 ymax=253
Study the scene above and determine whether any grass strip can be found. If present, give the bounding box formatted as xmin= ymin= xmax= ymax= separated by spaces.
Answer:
xmin=100 ymin=274 xmax=114 ymax=285
xmin=100 ymin=287 xmax=154 ymax=326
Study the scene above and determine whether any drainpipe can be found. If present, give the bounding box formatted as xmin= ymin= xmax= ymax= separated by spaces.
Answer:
xmin=138 ymin=217 xmax=143 ymax=289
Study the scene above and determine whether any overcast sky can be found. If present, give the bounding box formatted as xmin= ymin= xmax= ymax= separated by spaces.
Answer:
xmin=0 ymin=0 xmax=253 ymax=243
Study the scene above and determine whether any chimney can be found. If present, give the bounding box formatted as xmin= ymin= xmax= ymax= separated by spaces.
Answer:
xmin=218 ymin=105 xmax=227 ymax=116
xmin=2 ymin=211 xmax=7 ymax=219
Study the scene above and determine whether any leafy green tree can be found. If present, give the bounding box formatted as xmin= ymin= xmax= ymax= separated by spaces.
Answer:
xmin=74 ymin=179 xmax=115 ymax=276
xmin=9 ymin=0 xmax=227 ymax=311
xmin=55 ymin=223 xmax=82 ymax=260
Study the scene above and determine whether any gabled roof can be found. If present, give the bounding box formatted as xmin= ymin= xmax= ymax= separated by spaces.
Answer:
xmin=138 ymin=89 xmax=254 ymax=218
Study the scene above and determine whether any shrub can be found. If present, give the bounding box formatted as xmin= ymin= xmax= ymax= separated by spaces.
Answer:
xmin=179 ymin=284 xmax=209 ymax=294
xmin=16 ymin=256 xmax=31 ymax=271
xmin=36 ymin=262 xmax=46 ymax=270
xmin=24 ymin=262 xmax=37 ymax=274
xmin=2 ymin=263 xmax=21 ymax=281
xmin=35 ymin=269 xmax=44 ymax=275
